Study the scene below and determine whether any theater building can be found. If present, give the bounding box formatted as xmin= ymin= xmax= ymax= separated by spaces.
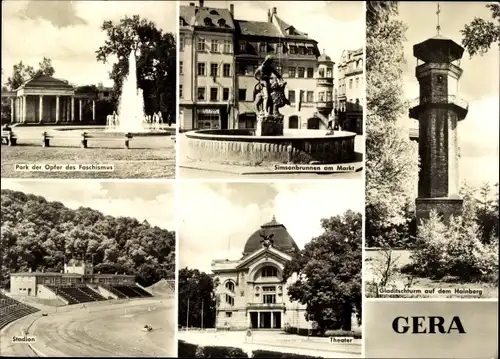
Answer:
xmin=211 ymin=217 xmax=311 ymax=330
xmin=335 ymin=48 xmax=364 ymax=134
xmin=179 ymin=1 xmax=236 ymax=131
xmin=1 ymin=75 xmax=97 ymax=124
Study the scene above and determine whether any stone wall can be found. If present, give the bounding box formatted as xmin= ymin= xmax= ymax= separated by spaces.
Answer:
xmin=415 ymin=197 xmax=463 ymax=226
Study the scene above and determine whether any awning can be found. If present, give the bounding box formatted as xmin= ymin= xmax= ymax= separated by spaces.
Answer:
xmin=197 ymin=108 xmax=220 ymax=115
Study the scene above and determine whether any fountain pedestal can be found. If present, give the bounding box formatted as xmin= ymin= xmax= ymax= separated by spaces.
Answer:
xmin=256 ymin=112 xmax=284 ymax=136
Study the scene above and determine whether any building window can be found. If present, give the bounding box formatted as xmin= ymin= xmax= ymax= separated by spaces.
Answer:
xmin=225 ymin=312 xmax=232 ymax=317
xmin=198 ymin=63 xmax=206 ymax=76
xmin=306 ymin=68 xmax=314 ymax=78
xmin=224 ymin=40 xmax=232 ymax=53
xmin=355 ymin=77 xmax=359 ymax=88
xmin=179 ymin=85 xmax=183 ymax=99
xmin=210 ymin=87 xmax=218 ymax=101
xmin=289 ymin=45 xmax=297 ymax=55
xmin=210 ymin=63 xmax=218 ymax=77
xmin=289 ymin=115 xmax=299 ymax=129
xmin=179 ymin=61 xmax=183 ymax=74
xmin=349 ymin=79 xmax=353 ymax=89
xmin=211 ymin=39 xmax=219 ymax=52
xmin=318 ymin=92 xmax=324 ymax=102
xmin=235 ymin=64 xmax=244 ymax=75
xmin=239 ymin=41 xmax=246 ymax=52
xmin=225 ymin=294 xmax=234 ymax=306
xmin=326 ymin=91 xmax=332 ymax=102
xmin=197 ymin=87 xmax=206 ymax=100
xmin=318 ymin=68 xmax=325 ymax=78
xmin=259 ymin=42 xmax=267 ymax=53
xmin=179 ymin=37 xmax=185 ymax=51
xmin=262 ymin=286 xmax=276 ymax=292
xmin=288 ymin=67 xmax=296 ymax=78
xmin=223 ymin=64 xmax=231 ymax=77
xmin=198 ymin=38 xmax=206 ymax=52
xmin=261 ymin=266 xmax=278 ymax=277
xmin=263 ymin=294 xmax=276 ymax=304
xmin=298 ymin=67 xmax=305 ymax=78
xmin=326 ymin=68 xmax=333 ymax=78
xmin=222 ymin=88 xmax=230 ymax=101
xmin=306 ymin=91 xmax=314 ymax=103
xmin=238 ymin=89 xmax=247 ymax=101
xmin=307 ymin=46 xmax=314 ymax=55
xmin=225 ymin=281 xmax=235 ymax=292
xmin=288 ymin=90 xmax=295 ymax=104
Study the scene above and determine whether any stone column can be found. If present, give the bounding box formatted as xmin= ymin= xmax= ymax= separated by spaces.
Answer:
xmin=56 ymin=96 xmax=60 ymax=123
xmin=79 ymin=99 xmax=83 ymax=122
xmin=10 ymin=98 xmax=14 ymax=123
xmin=92 ymin=100 xmax=96 ymax=122
xmin=65 ymin=98 xmax=69 ymax=122
xmin=22 ymin=96 xmax=27 ymax=123
xmin=71 ymin=97 xmax=75 ymax=122
xmin=257 ymin=312 xmax=260 ymax=328
xmin=38 ymin=95 xmax=44 ymax=123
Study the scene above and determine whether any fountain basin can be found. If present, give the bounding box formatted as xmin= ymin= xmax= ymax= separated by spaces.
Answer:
xmin=54 ymin=126 xmax=175 ymax=137
xmin=184 ymin=129 xmax=356 ymax=165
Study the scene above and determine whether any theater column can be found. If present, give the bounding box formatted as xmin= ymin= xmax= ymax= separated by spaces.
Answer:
xmin=10 ymin=97 xmax=14 ymax=123
xmin=56 ymin=96 xmax=60 ymax=123
xmin=71 ymin=97 xmax=75 ymax=122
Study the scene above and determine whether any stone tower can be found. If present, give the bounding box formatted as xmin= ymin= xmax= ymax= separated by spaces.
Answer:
xmin=409 ymin=34 xmax=468 ymax=226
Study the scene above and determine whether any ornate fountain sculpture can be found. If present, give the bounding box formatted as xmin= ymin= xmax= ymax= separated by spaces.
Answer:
xmin=253 ymin=55 xmax=290 ymax=136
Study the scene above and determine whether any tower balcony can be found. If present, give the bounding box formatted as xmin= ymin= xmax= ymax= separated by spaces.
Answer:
xmin=409 ymin=95 xmax=469 ymax=121
xmin=316 ymin=77 xmax=334 ymax=87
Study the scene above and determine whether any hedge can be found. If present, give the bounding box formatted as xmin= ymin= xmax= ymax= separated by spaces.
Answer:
xmin=252 ymin=350 xmax=324 ymax=358
xmin=285 ymin=326 xmax=362 ymax=339
xmin=178 ymin=340 xmax=198 ymax=358
xmin=178 ymin=341 xmax=326 ymax=358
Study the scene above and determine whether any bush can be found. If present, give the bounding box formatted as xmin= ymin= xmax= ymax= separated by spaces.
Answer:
xmin=324 ymin=329 xmax=362 ymax=339
xmin=405 ymin=211 xmax=499 ymax=282
xmin=195 ymin=345 xmax=248 ymax=358
xmin=252 ymin=350 xmax=323 ymax=358
xmin=178 ymin=340 xmax=198 ymax=358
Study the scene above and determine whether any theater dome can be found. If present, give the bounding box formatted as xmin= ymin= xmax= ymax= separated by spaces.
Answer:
xmin=242 ymin=216 xmax=299 ymax=257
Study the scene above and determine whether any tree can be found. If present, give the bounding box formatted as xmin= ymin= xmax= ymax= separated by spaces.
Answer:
xmin=283 ymin=212 xmax=362 ymax=332
xmin=0 ymin=189 xmax=175 ymax=288
xmin=178 ymin=268 xmax=217 ymax=329
xmin=365 ymin=1 xmax=419 ymax=248
xmin=5 ymin=58 xmax=55 ymax=91
xmin=96 ymin=15 xmax=176 ymax=116
xmin=461 ymin=3 xmax=500 ymax=58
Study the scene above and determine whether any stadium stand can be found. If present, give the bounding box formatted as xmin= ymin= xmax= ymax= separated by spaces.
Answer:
xmin=0 ymin=293 xmax=40 ymax=329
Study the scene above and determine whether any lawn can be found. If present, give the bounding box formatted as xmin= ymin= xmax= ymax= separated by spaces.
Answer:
xmin=1 ymin=135 xmax=176 ymax=179
xmin=364 ymin=249 xmax=499 ymax=299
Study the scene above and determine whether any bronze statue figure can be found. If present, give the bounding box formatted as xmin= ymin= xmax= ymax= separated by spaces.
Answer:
xmin=253 ymin=55 xmax=290 ymax=116
xmin=259 ymin=232 xmax=274 ymax=248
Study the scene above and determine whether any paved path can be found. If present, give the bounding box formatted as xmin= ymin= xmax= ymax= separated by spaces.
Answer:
xmin=179 ymin=330 xmax=362 ymax=358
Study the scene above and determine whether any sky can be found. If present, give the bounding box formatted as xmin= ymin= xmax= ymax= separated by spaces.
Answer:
xmin=179 ymin=181 xmax=364 ymax=273
xmin=184 ymin=0 xmax=365 ymax=66
xmin=398 ymin=1 xmax=499 ymax=187
xmin=1 ymin=179 xmax=175 ymax=230
xmin=1 ymin=0 xmax=176 ymax=87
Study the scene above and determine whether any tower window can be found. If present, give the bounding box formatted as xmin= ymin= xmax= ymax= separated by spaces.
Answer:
xmin=437 ymin=75 xmax=444 ymax=84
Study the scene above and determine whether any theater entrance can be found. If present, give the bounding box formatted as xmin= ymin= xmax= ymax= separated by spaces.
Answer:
xmin=249 ymin=311 xmax=282 ymax=329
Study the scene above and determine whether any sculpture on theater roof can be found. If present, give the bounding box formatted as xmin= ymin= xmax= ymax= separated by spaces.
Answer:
xmin=259 ymin=231 xmax=274 ymax=249
xmin=253 ymin=55 xmax=290 ymax=117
